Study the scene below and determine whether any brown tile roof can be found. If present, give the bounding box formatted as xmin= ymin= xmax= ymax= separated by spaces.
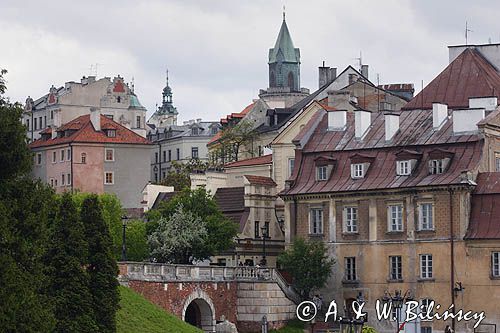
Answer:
xmin=403 ymin=48 xmax=500 ymax=110
xmin=465 ymin=173 xmax=500 ymax=240
xmin=207 ymin=130 xmax=222 ymax=145
xmin=244 ymin=175 xmax=277 ymax=186
xmin=214 ymin=187 xmax=247 ymax=232
xmin=151 ymin=191 xmax=178 ymax=210
xmin=208 ymin=102 xmax=256 ymax=146
xmin=29 ymin=115 xmax=151 ymax=148
xmin=224 ymin=154 xmax=272 ymax=168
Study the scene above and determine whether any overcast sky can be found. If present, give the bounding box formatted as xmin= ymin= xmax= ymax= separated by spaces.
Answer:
xmin=1 ymin=0 xmax=499 ymax=122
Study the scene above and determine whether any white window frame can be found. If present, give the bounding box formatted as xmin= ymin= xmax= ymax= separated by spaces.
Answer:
xmin=420 ymin=254 xmax=433 ymax=279
xmin=396 ymin=160 xmax=411 ymax=176
xmin=492 ymin=252 xmax=500 ymax=277
xmin=389 ymin=255 xmax=402 ymax=280
xmin=418 ymin=203 xmax=434 ymax=231
xmin=36 ymin=153 xmax=42 ymax=165
xmin=105 ymin=148 xmax=115 ymax=162
xmin=104 ymin=171 xmax=114 ymax=185
xmin=67 ymin=148 xmax=71 ymax=161
xmin=430 ymin=159 xmax=444 ymax=174
xmin=344 ymin=206 xmax=358 ymax=233
xmin=191 ymin=147 xmax=199 ymax=159
xmin=52 ymin=151 xmax=57 ymax=163
xmin=288 ymin=158 xmax=295 ymax=177
xmin=344 ymin=257 xmax=357 ymax=281
xmin=309 ymin=208 xmax=323 ymax=235
xmin=317 ymin=166 xmax=328 ymax=181
xmin=387 ymin=204 xmax=403 ymax=232
xmin=351 ymin=163 xmax=365 ymax=179
xmin=60 ymin=149 xmax=65 ymax=162
xmin=61 ymin=173 xmax=65 ymax=186
xmin=420 ymin=299 xmax=434 ymax=319
xmin=67 ymin=173 xmax=71 ymax=185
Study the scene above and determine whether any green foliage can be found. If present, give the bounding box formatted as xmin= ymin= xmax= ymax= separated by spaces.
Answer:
xmin=116 ymin=286 xmax=202 ymax=333
xmin=81 ymin=194 xmax=120 ymax=333
xmin=46 ymin=192 xmax=98 ymax=332
xmin=277 ymin=238 xmax=334 ymax=300
xmin=362 ymin=325 xmax=378 ymax=333
xmin=158 ymin=159 xmax=208 ymax=191
xmin=147 ymin=188 xmax=238 ymax=263
xmin=125 ymin=219 xmax=149 ymax=261
xmin=269 ymin=319 xmax=305 ymax=333
xmin=209 ymin=119 xmax=257 ymax=166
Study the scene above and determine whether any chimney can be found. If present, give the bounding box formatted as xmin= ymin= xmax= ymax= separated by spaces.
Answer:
xmin=432 ymin=103 xmax=448 ymax=130
xmin=327 ymin=110 xmax=347 ymax=130
xmin=385 ymin=113 xmax=400 ymax=141
xmin=51 ymin=125 xmax=57 ymax=139
xmin=90 ymin=107 xmax=101 ymax=131
xmin=53 ymin=110 xmax=62 ymax=127
xmin=318 ymin=63 xmax=337 ymax=88
xmin=196 ymin=118 xmax=202 ymax=123
xmin=327 ymin=90 xmax=350 ymax=108
xmin=453 ymin=108 xmax=485 ymax=134
xmin=361 ymin=65 xmax=369 ymax=79
xmin=87 ymin=76 xmax=96 ymax=84
xmin=355 ymin=110 xmax=371 ymax=139
xmin=469 ymin=96 xmax=498 ymax=111
xmin=449 ymin=44 xmax=500 ymax=69
xmin=81 ymin=76 xmax=88 ymax=85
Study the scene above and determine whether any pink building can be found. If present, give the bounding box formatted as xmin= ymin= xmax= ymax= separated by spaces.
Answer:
xmin=30 ymin=109 xmax=152 ymax=209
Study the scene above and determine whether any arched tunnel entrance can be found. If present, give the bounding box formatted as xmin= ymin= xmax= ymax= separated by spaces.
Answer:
xmin=183 ymin=298 xmax=214 ymax=332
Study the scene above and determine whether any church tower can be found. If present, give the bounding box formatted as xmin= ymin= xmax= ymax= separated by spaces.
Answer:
xmin=147 ymin=71 xmax=178 ymax=127
xmin=268 ymin=12 xmax=301 ymax=91
xmin=259 ymin=13 xmax=309 ymax=108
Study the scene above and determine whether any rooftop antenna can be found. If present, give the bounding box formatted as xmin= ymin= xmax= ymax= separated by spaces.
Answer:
xmin=165 ymin=68 xmax=169 ymax=86
xmin=465 ymin=21 xmax=473 ymax=45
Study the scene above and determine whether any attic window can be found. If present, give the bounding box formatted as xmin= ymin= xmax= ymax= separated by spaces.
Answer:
xmin=192 ymin=127 xmax=199 ymax=135
xmin=317 ymin=166 xmax=328 ymax=181
xmin=106 ymin=129 xmax=116 ymax=137
xmin=396 ymin=160 xmax=411 ymax=176
xmin=351 ymin=163 xmax=365 ymax=179
xmin=211 ymin=127 xmax=218 ymax=135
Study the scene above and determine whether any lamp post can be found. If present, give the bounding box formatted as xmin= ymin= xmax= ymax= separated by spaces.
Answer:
xmin=382 ymin=290 xmax=413 ymax=333
xmin=339 ymin=317 xmax=364 ymax=333
xmin=260 ymin=226 xmax=267 ymax=266
xmin=121 ymin=215 xmax=128 ymax=261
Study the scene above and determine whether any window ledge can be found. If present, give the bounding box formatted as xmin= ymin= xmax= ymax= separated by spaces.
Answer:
xmin=309 ymin=233 xmax=324 ymax=238
xmin=416 ymin=229 xmax=435 ymax=233
xmin=417 ymin=278 xmax=435 ymax=283
xmin=342 ymin=232 xmax=360 ymax=236
xmin=386 ymin=231 xmax=404 ymax=234
xmin=342 ymin=279 xmax=360 ymax=285
xmin=387 ymin=279 xmax=404 ymax=283
xmin=490 ymin=275 xmax=500 ymax=280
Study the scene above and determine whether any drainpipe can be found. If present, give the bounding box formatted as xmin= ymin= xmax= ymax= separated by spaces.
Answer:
xmin=70 ymin=143 xmax=73 ymax=191
xmin=158 ymin=142 xmax=162 ymax=181
xmin=449 ymin=187 xmax=456 ymax=331
xmin=293 ymin=197 xmax=298 ymax=240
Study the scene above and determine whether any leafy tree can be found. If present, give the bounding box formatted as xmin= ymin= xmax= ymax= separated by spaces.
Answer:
xmin=148 ymin=204 xmax=208 ymax=263
xmin=158 ymin=159 xmax=209 ymax=191
xmin=46 ymin=192 xmax=98 ymax=332
xmin=125 ymin=219 xmax=149 ymax=261
xmin=0 ymin=68 xmax=56 ymax=332
xmin=277 ymin=238 xmax=334 ymax=300
xmin=210 ymin=119 xmax=257 ymax=166
xmin=81 ymin=195 xmax=120 ymax=333
xmin=147 ymin=188 xmax=238 ymax=263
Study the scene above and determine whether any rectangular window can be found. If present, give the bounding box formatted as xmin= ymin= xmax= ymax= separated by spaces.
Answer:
xmin=344 ymin=206 xmax=358 ymax=233
xmin=155 ymin=152 xmax=158 ymax=163
xmin=420 ymin=254 xmax=433 ymax=279
xmin=52 ymin=151 xmax=57 ymax=163
xmin=81 ymin=153 xmax=87 ymax=164
xmin=67 ymin=148 xmax=71 ymax=161
xmin=163 ymin=150 xmax=166 ymax=162
xmin=344 ymin=257 xmax=357 ymax=281
xmin=492 ymin=252 xmax=500 ymax=277
xmin=419 ymin=203 xmax=434 ymax=230
xmin=26 ymin=119 xmax=30 ymax=131
xmin=104 ymin=172 xmax=114 ymax=185
xmin=67 ymin=173 xmax=71 ymax=185
xmin=389 ymin=256 xmax=402 ymax=280
xmin=162 ymin=171 xmax=166 ymax=179
xmin=36 ymin=153 xmax=42 ymax=165
xmin=317 ymin=166 xmax=327 ymax=181
xmin=154 ymin=172 xmax=158 ymax=183
xmin=60 ymin=149 xmax=65 ymax=162
xmin=54 ymin=179 xmax=58 ymax=187
xmin=39 ymin=117 xmax=42 ymax=129
xmin=44 ymin=116 xmax=47 ymax=128
xmin=264 ymin=221 xmax=270 ymax=238
xmin=288 ymin=158 xmax=295 ymax=177
xmin=310 ymin=208 xmax=323 ymax=235
xmin=61 ymin=174 xmax=65 ymax=186
xmin=34 ymin=117 xmax=37 ymax=130
xmin=177 ymin=148 xmax=180 ymax=160
xmin=254 ymin=221 xmax=260 ymax=238
xmin=421 ymin=299 xmax=434 ymax=318
xmin=421 ymin=327 xmax=432 ymax=333
xmin=397 ymin=160 xmax=411 ymax=175
xmin=496 ymin=156 xmax=500 ymax=172
xmin=191 ymin=147 xmax=199 ymax=159
xmin=430 ymin=159 xmax=444 ymax=174
xmin=388 ymin=204 xmax=403 ymax=232
xmin=136 ymin=116 xmax=141 ymax=128
xmin=168 ymin=150 xmax=172 ymax=161
xmin=351 ymin=163 xmax=365 ymax=178
xmin=105 ymin=149 xmax=114 ymax=162
xmin=51 ymin=110 xmax=54 ymax=119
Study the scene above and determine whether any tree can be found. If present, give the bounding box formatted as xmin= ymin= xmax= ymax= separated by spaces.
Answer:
xmin=211 ymin=119 xmax=257 ymax=166
xmin=148 ymin=204 xmax=208 ymax=263
xmin=124 ymin=219 xmax=149 ymax=261
xmin=158 ymin=159 xmax=209 ymax=191
xmin=81 ymin=194 xmax=120 ymax=333
xmin=277 ymin=238 xmax=334 ymax=300
xmin=0 ymin=68 xmax=56 ymax=332
xmin=147 ymin=188 xmax=238 ymax=263
xmin=46 ymin=192 xmax=98 ymax=332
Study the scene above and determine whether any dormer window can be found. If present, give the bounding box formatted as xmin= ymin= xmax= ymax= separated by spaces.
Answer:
xmin=430 ymin=159 xmax=444 ymax=174
xmin=192 ymin=127 xmax=199 ymax=135
xmin=427 ymin=149 xmax=453 ymax=175
xmin=351 ymin=163 xmax=365 ymax=179
xmin=397 ymin=160 xmax=411 ymax=176
xmin=317 ymin=166 xmax=328 ymax=181
xmin=106 ymin=129 xmax=116 ymax=137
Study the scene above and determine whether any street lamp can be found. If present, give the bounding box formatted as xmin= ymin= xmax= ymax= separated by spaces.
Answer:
xmin=382 ymin=290 xmax=413 ymax=333
xmin=121 ymin=215 xmax=128 ymax=261
xmin=260 ymin=225 xmax=268 ymax=266
xmin=339 ymin=317 xmax=364 ymax=333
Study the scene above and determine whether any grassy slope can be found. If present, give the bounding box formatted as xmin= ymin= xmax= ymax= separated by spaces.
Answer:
xmin=269 ymin=319 xmax=305 ymax=333
xmin=117 ymin=286 xmax=202 ymax=333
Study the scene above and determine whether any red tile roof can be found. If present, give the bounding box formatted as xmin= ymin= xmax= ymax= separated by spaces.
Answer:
xmin=403 ymin=48 xmax=500 ymax=110
xmin=224 ymin=154 xmax=272 ymax=168
xmin=465 ymin=173 xmax=500 ymax=240
xmin=29 ymin=114 xmax=151 ymax=148
xmin=208 ymin=102 xmax=256 ymax=145
xmin=244 ymin=175 xmax=277 ymax=187
xmin=207 ymin=130 xmax=222 ymax=145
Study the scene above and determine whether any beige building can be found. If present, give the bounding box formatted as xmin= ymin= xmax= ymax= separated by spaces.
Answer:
xmin=280 ymin=45 xmax=500 ymax=333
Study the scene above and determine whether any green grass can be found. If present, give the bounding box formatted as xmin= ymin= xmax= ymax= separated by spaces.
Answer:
xmin=269 ymin=319 xmax=305 ymax=333
xmin=116 ymin=286 xmax=202 ymax=333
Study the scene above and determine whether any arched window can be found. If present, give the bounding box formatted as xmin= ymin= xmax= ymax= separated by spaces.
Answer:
xmin=270 ymin=71 xmax=276 ymax=87
xmin=288 ymin=72 xmax=295 ymax=90
xmin=81 ymin=152 xmax=87 ymax=164
xmin=117 ymin=96 xmax=121 ymax=103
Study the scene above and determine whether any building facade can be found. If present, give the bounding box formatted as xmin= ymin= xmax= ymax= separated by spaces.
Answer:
xmin=29 ymin=108 xmax=151 ymax=209
xmin=23 ymin=75 xmax=147 ymax=141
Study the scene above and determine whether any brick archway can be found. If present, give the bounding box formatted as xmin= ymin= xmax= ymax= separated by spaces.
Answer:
xmin=182 ymin=289 xmax=216 ymax=332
